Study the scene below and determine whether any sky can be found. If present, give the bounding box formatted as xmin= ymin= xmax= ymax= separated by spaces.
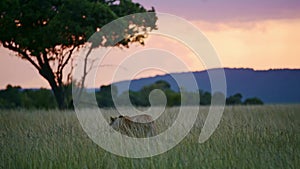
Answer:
xmin=1 ymin=0 xmax=300 ymax=89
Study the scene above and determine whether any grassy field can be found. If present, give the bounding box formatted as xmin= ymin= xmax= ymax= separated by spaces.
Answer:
xmin=1 ymin=105 xmax=299 ymax=169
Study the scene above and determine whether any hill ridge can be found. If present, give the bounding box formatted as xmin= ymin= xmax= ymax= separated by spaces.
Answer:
xmin=113 ymin=68 xmax=300 ymax=103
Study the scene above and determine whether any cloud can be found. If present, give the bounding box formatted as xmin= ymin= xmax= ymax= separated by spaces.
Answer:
xmin=134 ymin=0 xmax=300 ymax=22
xmin=192 ymin=19 xmax=300 ymax=69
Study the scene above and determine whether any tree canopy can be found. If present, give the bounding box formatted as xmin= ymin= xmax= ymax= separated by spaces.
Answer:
xmin=0 ymin=0 xmax=157 ymax=109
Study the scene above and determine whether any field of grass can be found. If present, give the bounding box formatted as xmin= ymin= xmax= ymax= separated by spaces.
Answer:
xmin=1 ymin=105 xmax=299 ymax=169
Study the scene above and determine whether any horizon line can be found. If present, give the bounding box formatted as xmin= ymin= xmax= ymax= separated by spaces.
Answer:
xmin=1 ymin=67 xmax=300 ymax=90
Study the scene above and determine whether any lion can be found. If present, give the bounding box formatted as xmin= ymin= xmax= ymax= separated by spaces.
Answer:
xmin=109 ymin=114 xmax=156 ymax=138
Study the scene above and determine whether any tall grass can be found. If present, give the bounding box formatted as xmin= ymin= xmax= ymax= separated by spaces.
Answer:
xmin=1 ymin=105 xmax=299 ymax=169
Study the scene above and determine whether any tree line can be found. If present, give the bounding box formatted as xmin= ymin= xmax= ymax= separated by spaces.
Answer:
xmin=0 ymin=81 xmax=263 ymax=109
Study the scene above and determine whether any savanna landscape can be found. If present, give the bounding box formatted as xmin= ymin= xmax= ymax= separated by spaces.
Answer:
xmin=1 ymin=105 xmax=299 ymax=169
xmin=1 ymin=0 xmax=300 ymax=169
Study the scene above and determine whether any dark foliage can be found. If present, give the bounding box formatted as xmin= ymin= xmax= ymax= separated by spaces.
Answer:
xmin=226 ymin=93 xmax=243 ymax=105
xmin=0 ymin=81 xmax=264 ymax=109
xmin=0 ymin=85 xmax=56 ymax=109
xmin=244 ymin=97 xmax=264 ymax=105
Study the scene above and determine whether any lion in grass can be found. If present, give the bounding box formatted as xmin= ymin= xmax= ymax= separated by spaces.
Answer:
xmin=109 ymin=114 xmax=156 ymax=138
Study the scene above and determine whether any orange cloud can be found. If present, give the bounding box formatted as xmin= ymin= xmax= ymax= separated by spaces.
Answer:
xmin=192 ymin=19 xmax=300 ymax=70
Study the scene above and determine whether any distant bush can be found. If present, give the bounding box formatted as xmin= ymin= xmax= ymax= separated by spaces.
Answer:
xmin=0 ymin=85 xmax=56 ymax=109
xmin=1 ymin=82 xmax=264 ymax=109
xmin=226 ymin=93 xmax=243 ymax=105
xmin=243 ymin=97 xmax=264 ymax=105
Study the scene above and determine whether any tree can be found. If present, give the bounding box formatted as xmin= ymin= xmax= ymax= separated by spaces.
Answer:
xmin=0 ymin=84 xmax=22 ymax=108
xmin=0 ymin=85 xmax=59 ymax=109
xmin=226 ymin=93 xmax=243 ymax=105
xmin=119 ymin=80 xmax=181 ymax=107
xmin=0 ymin=0 xmax=157 ymax=109
xmin=139 ymin=80 xmax=173 ymax=106
xmin=199 ymin=90 xmax=211 ymax=105
xmin=22 ymin=88 xmax=57 ymax=109
xmin=96 ymin=84 xmax=118 ymax=107
xmin=243 ymin=97 xmax=264 ymax=105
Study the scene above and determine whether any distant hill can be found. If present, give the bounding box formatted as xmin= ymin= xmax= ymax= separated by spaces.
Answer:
xmin=113 ymin=68 xmax=300 ymax=104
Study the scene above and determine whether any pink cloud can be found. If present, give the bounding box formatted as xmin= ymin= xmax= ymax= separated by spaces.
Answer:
xmin=134 ymin=0 xmax=300 ymax=21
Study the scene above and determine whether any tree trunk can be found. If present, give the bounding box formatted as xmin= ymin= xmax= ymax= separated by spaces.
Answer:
xmin=39 ymin=62 xmax=67 ymax=110
xmin=51 ymin=84 xmax=66 ymax=110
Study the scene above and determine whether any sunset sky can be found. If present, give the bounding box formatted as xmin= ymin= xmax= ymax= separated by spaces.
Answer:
xmin=1 ymin=0 xmax=300 ymax=89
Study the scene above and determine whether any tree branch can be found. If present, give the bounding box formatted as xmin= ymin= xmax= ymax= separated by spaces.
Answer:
xmin=2 ymin=42 xmax=41 ymax=71
xmin=55 ymin=45 xmax=77 ymax=86
xmin=36 ymin=54 xmax=44 ymax=69
xmin=67 ymin=57 xmax=74 ymax=84
xmin=61 ymin=46 xmax=76 ymax=72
